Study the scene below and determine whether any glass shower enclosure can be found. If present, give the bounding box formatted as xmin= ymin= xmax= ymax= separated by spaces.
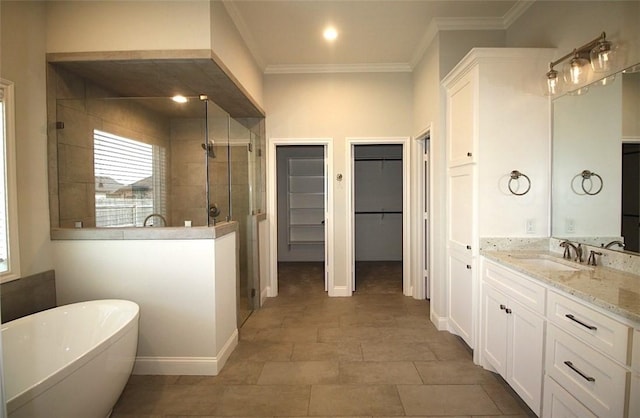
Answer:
xmin=53 ymin=90 xmax=264 ymax=326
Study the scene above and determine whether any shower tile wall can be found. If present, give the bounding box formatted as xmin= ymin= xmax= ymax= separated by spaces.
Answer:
xmin=170 ymin=119 xmax=209 ymax=226
xmin=51 ymin=67 xmax=171 ymax=228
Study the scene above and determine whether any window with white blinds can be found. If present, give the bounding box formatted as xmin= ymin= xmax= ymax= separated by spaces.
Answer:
xmin=94 ymin=130 xmax=166 ymax=227
xmin=0 ymin=78 xmax=20 ymax=281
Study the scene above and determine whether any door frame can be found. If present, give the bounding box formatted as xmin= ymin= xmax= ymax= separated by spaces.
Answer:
xmin=266 ymin=138 xmax=334 ymax=297
xmin=346 ymin=137 xmax=411 ymax=296
xmin=415 ymin=125 xmax=431 ymax=301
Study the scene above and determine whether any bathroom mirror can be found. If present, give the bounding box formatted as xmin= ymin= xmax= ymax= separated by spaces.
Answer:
xmin=551 ymin=63 xmax=640 ymax=253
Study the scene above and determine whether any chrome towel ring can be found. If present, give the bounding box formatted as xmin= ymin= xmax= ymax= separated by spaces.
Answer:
xmin=508 ymin=170 xmax=531 ymax=196
xmin=580 ymin=170 xmax=603 ymax=195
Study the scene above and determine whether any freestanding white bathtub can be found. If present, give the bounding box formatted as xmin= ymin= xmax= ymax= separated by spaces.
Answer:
xmin=2 ymin=299 xmax=139 ymax=418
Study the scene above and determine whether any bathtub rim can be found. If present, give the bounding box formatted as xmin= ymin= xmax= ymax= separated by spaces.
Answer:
xmin=3 ymin=299 xmax=139 ymax=413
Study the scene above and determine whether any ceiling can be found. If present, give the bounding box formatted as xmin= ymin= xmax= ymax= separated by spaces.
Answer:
xmin=225 ymin=0 xmax=525 ymax=71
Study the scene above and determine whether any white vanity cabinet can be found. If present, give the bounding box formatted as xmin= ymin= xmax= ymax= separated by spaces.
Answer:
xmin=543 ymin=290 xmax=632 ymax=418
xmin=481 ymin=259 xmax=546 ymax=415
xmin=442 ymin=48 xmax=554 ymax=349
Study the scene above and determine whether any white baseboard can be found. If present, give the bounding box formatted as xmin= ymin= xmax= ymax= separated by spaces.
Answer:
xmin=430 ymin=310 xmax=449 ymax=331
xmin=328 ymin=286 xmax=351 ymax=297
xmin=133 ymin=329 xmax=238 ymax=376
xmin=260 ymin=287 xmax=268 ymax=306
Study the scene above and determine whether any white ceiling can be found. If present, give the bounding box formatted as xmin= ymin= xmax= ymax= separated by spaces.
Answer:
xmin=224 ymin=0 xmax=531 ymax=73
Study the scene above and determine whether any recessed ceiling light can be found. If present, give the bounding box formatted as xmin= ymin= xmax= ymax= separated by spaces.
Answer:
xmin=172 ymin=95 xmax=188 ymax=103
xmin=323 ymin=27 xmax=338 ymax=42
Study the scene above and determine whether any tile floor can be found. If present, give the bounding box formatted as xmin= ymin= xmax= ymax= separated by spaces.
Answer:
xmin=111 ymin=261 xmax=535 ymax=417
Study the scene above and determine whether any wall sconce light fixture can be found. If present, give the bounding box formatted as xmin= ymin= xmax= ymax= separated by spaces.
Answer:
xmin=546 ymin=32 xmax=615 ymax=95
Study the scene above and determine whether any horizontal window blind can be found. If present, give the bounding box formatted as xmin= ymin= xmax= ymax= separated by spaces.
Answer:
xmin=94 ymin=130 xmax=165 ymax=227
xmin=94 ymin=129 xmax=152 ymax=185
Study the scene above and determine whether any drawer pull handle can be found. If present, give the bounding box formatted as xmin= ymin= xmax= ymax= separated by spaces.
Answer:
xmin=466 ymin=245 xmax=472 ymax=250
xmin=500 ymin=304 xmax=506 ymax=310
xmin=565 ymin=314 xmax=597 ymax=331
xmin=564 ymin=361 xmax=596 ymax=382
xmin=505 ymin=308 xmax=512 ymax=314
xmin=466 ymin=264 xmax=472 ymax=269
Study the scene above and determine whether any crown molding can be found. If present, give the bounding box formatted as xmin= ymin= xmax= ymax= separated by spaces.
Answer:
xmin=409 ymin=0 xmax=537 ymax=69
xmin=222 ymin=0 xmax=266 ymax=70
xmin=264 ymin=63 xmax=412 ymax=75
xmin=503 ymin=0 xmax=536 ymax=28
xmin=225 ymin=0 xmax=537 ymax=74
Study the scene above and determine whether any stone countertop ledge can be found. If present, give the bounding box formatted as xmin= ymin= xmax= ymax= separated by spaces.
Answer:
xmin=482 ymin=250 xmax=640 ymax=324
xmin=51 ymin=221 xmax=237 ymax=241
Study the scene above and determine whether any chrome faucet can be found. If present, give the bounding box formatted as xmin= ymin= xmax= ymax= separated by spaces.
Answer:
xmin=602 ymin=240 xmax=625 ymax=249
xmin=560 ymin=240 xmax=583 ymax=263
xmin=587 ymin=250 xmax=603 ymax=266
xmin=143 ymin=213 xmax=167 ymax=227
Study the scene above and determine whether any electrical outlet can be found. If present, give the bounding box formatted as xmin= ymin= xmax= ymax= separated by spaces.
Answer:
xmin=566 ymin=218 xmax=575 ymax=233
xmin=526 ymin=219 xmax=535 ymax=234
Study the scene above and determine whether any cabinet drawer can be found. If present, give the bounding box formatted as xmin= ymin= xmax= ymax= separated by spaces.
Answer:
xmin=483 ymin=260 xmax=546 ymax=315
xmin=546 ymin=324 xmax=627 ymax=418
xmin=547 ymin=290 xmax=630 ymax=364
xmin=543 ymin=376 xmax=597 ymax=418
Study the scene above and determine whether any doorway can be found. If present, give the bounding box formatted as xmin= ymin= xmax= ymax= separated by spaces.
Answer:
xmin=347 ymin=138 xmax=410 ymax=296
xmin=622 ymin=143 xmax=640 ymax=252
xmin=268 ymin=139 xmax=333 ymax=297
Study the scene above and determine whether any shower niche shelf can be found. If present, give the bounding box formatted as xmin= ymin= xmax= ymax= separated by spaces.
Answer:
xmin=287 ymin=157 xmax=325 ymax=245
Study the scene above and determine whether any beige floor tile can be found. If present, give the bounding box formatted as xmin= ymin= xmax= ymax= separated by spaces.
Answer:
xmin=283 ymin=314 xmax=343 ymax=328
xmin=319 ymin=327 xmax=431 ymax=344
xmin=124 ymin=374 xmax=180 ymax=385
xmin=308 ymin=385 xmax=405 ymax=416
xmin=427 ymin=340 xmax=473 ymax=361
xmin=112 ymin=384 xmax=225 ymax=415
xmin=257 ymin=361 xmax=339 ymax=385
xmin=339 ymin=313 xmax=398 ymax=328
xmin=481 ymin=383 xmax=534 ymax=416
xmin=397 ymin=385 xmax=502 ymax=416
xmin=228 ymin=341 xmax=294 ymax=362
xmin=361 ymin=341 xmax=437 ymax=362
xmin=414 ymin=361 xmax=498 ymax=385
xmin=339 ymin=361 xmax=422 ymax=384
xmin=216 ymin=385 xmax=311 ymax=416
xmin=244 ymin=327 xmax=319 ymax=343
xmin=177 ymin=361 xmax=265 ymax=385
xmin=393 ymin=314 xmax=436 ymax=329
xmin=292 ymin=342 xmax=363 ymax=361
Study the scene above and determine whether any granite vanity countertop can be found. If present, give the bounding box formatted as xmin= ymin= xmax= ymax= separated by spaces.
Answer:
xmin=482 ymin=251 xmax=640 ymax=324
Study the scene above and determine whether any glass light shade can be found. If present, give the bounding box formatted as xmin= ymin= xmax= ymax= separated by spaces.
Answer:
xmin=563 ymin=56 xmax=590 ymax=85
xmin=546 ymin=69 xmax=561 ymax=96
xmin=590 ymin=40 xmax=614 ymax=72
xmin=593 ymin=74 xmax=616 ymax=87
xmin=567 ymin=86 xmax=589 ymax=96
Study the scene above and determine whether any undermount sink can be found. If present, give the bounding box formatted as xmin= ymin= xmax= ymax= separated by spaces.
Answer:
xmin=508 ymin=254 xmax=589 ymax=272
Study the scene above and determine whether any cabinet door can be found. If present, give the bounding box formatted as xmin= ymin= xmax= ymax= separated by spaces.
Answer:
xmin=448 ymin=249 xmax=473 ymax=347
xmin=543 ymin=376 xmax=598 ymax=418
xmin=448 ymin=164 xmax=474 ymax=253
xmin=508 ymin=299 xmax=544 ymax=415
xmin=447 ymin=70 xmax=476 ymax=167
xmin=482 ymin=283 xmax=508 ymax=376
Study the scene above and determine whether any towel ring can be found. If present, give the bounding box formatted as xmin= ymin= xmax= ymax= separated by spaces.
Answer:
xmin=581 ymin=170 xmax=603 ymax=195
xmin=508 ymin=170 xmax=531 ymax=196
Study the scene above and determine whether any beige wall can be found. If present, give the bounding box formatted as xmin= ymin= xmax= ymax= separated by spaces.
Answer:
xmin=45 ymin=0 xmax=211 ymax=52
xmin=506 ymin=1 xmax=640 ymax=75
xmin=211 ymin=1 xmax=264 ymax=108
xmin=265 ymin=72 xmax=413 ymax=288
xmin=0 ymin=1 xmax=53 ymax=277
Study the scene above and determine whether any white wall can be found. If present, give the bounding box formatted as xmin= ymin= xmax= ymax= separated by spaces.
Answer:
xmin=265 ymin=72 xmax=412 ymax=288
xmin=52 ymin=233 xmax=237 ymax=375
xmin=45 ymin=1 xmax=211 ymax=52
xmin=0 ymin=1 xmax=53 ymax=277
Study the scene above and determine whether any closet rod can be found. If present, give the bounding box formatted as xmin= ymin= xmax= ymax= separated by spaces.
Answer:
xmin=355 ymin=211 xmax=403 ymax=214
xmin=354 ymin=157 xmax=402 ymax=161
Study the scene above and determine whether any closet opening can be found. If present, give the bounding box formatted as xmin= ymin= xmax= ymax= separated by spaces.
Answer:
xmin=352 ymin=144 xmax=403 ymax=293
xmin=276 ymin=145 xmax=327 ymax=294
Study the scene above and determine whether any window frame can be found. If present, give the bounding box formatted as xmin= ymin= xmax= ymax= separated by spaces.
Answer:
xmin=0 ymin=78 xmax=21 ymax=283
